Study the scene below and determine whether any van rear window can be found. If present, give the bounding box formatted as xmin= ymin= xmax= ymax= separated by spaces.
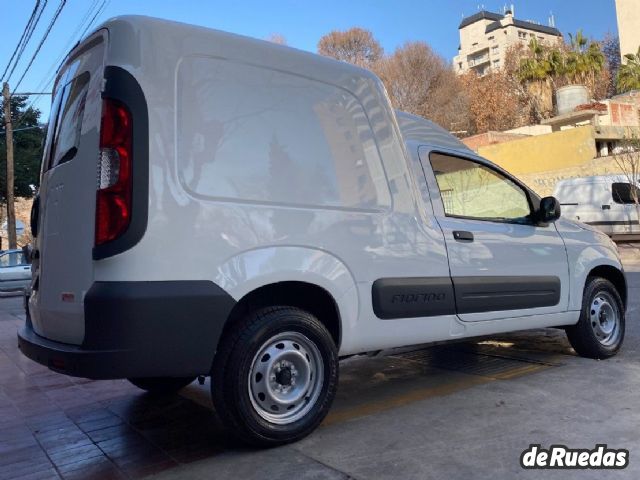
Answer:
xmin=42 ymin=72 xmax=90 ymax=172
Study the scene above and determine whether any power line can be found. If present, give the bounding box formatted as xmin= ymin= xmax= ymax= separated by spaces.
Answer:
xmin=0 ymin=125 xmax=44 ymax=135
xmin=5 ymin=1 xmax=48 ymax=83
xmin=1 ymin=1 xmax=41 ymax=82
xmin=17 ymin=0 xmax=108 ymax=126
xmin=79 ymin=0 xmax=107 ymax=40
xmin=44 ymin=0 xmax=101 ymax=83
xmin=14 ymin=0 xmax=67 ymax=92
xmin=59 ymin=0 xmax=100 ymax=55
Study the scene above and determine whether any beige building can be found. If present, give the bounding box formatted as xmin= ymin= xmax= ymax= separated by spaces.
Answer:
xmin=454 ymin=9 xmax=562 ymax=75
xmin=615 ymin=0 xmax=640 ymax=59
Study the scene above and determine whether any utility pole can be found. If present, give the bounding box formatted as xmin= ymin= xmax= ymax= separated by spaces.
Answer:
xmin=2 ymin=82 xmax=17 ymax=250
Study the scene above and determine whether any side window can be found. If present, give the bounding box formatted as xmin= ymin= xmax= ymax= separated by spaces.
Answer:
xmin=44 ymin=72 xmax=90 ymax=172
xmin=429 ymin=152 xmax=531 ymax=222
xmin=0 ymin=252 xmax=26 ymax=267
xmin=612 ymin=182 xmax=640 ymax=204
xmin=41 ymin=90 xmax=63 ymax=177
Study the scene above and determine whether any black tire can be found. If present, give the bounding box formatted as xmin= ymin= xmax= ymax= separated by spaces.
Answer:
xmin=128 ymin=376 xmax=196 ymax=394
xmin=565 ymin=277 xmax=625 ymax=359
xmin=212 ymin=306 xmax=338 ymax=447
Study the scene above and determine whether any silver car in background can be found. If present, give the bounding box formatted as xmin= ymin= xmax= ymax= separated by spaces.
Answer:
xmin=0 ymin=249 xmax=31 ymax=293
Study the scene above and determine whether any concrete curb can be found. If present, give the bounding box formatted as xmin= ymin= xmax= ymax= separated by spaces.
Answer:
xmin=617 ymin=243 xmax=640 ymax=265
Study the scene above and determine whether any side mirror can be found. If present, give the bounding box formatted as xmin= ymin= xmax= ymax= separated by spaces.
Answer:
xmin=537 ymin=196 xmax=561 ymax=223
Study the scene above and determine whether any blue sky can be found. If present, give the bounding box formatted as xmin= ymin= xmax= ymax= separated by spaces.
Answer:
xmin=1 ymin=0 xmax=619 ymax=121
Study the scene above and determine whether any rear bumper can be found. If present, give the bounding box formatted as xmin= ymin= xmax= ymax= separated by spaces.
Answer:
xmin=18 ymin=281 xmax=236 ymax=379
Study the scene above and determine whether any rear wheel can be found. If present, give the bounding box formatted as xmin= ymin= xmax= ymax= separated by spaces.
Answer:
xmin=128 ymin=376 xmax=196 ymax=394
xmin=565 ymin=277 xmax=625 ymax=359
xmin=212 ymin=306 xmax=338 ymax=446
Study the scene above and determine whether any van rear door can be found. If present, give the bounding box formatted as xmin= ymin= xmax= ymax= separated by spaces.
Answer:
xmin=29 ymin=31 xmax=107 ymax=344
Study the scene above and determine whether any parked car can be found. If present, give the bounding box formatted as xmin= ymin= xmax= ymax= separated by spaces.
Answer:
xmin=19 ymin=16 xmax=627 ymax=446
xmin=0 ymin=249 xmax=31 ymax=293
xmin=554 ymin=175 xmax=640 ymax=237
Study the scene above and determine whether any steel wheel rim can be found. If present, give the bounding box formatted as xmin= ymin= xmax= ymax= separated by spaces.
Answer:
xmin=589 ymin=291 xmax=621 ymax=347
xmin=248 ymin=331 xmax=324 ymax=425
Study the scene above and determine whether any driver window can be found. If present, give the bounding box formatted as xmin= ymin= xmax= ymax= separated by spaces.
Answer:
xmin=429 ymin=152 xmax=531 ymax=222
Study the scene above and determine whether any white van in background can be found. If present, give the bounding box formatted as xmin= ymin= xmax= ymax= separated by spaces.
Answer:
xmin=554 ymin=176 xmax=640 ymax=237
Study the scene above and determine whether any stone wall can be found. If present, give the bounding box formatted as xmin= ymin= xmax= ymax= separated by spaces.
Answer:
xmin=518 ymin=155 xmax=625 ymax=197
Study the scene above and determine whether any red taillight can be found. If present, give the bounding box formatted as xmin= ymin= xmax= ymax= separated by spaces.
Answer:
xmin=95 ymin=98 xmax=132 ymax=246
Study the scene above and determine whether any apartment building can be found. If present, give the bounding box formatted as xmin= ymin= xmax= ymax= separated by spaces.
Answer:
xmin=454 ymin=9 xmax=562 ymax=75
xmin=615 ymin=0 xmax=640 ymax=59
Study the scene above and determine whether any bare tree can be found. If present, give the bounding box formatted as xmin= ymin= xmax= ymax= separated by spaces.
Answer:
xmin=317 ymin=27 xmax=383 ymax=68
xmin=613 ymin=134 xmax=640 ymax=222
xmin=375 ymin=41 xmax=469 ymax=132
xmin=460 ymin=70 xmax=526 ymax=134
xmin=266 ymin=33 xmax=287 ymax=45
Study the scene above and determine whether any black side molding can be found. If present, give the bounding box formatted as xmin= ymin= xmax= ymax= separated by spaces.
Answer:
xmin=372 ymin=277 xmax=456 ymax=319
xmin=93 ymin=66 xmax=149 ymax=260
xmin=453 ymin=276 xmax=561 ymax=314
xmin=372 ymin=276 xmax=561 ymax=319
xmin=585 ymin=220 xmax=635 ymax=226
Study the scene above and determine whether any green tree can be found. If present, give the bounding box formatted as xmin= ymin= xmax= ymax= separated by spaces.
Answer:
xmin=517 ymin=37 xmax=553 ymax=83
xmin=0 ymin=95 xmax=44 ymax=201
xmin=565 ymin=30 xmax=605 ymax=87
xmin=617 ymin=47 xmax=640 ymax=93
xmin=517 ymin=30 xmax=607 ymax=100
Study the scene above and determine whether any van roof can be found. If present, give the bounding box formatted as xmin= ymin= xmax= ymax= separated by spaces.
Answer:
xmin=556 ymin=175 xmax=632 ymax=186
xmin=395 ymin=111 xmax=473 ymax=152
xmin=88 ymin=15 xmax=379 ymax=82
xmin=82 ymin=16 xmax=471 ymax=155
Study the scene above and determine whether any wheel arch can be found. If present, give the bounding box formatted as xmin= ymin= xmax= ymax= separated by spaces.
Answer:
xmin=588 ymin=264 xmax=627 ymax=309
xmin=219 ymin=281 xmax=342 ymax=349
xmin=212 ymin=246 xmax=359 ymax=353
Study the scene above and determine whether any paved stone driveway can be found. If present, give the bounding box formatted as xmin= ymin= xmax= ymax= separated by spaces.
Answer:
xmin=0 ymin=296 xmax=229 ymax=479
xmin=1 ymin=258 xmax=639 ymax=479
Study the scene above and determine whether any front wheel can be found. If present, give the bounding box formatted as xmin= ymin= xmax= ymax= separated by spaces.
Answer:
xmin=565 ymin=277 xmax=625 ymax=359
xmin=212 ymin=306 xmax=338 ymax=446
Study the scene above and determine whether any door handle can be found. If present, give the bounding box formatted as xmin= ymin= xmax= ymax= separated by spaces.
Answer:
xmin=453 ymin=230 xmax=474 ymax=242
xmin=602 ymin=205 xmax=611 ymax=210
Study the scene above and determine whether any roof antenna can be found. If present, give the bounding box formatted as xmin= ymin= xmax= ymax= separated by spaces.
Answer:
xmin=549 ymin=11 xmax=555 ymax=27
xmin=511 ymin=3 xmax=515 ymax=16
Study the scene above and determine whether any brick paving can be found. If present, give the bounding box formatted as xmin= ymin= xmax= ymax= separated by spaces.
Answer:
xmin=2 ymin=262 xmax=638 ymax=479
xmin=0 ymin=296 xmax=229 ymax=480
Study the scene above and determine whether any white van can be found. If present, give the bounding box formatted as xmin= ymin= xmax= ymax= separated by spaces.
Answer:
xmin=554 ymin=175 xmax=640 ymax=237
xmin=19 ymin=16 xmax=627 ymax=446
